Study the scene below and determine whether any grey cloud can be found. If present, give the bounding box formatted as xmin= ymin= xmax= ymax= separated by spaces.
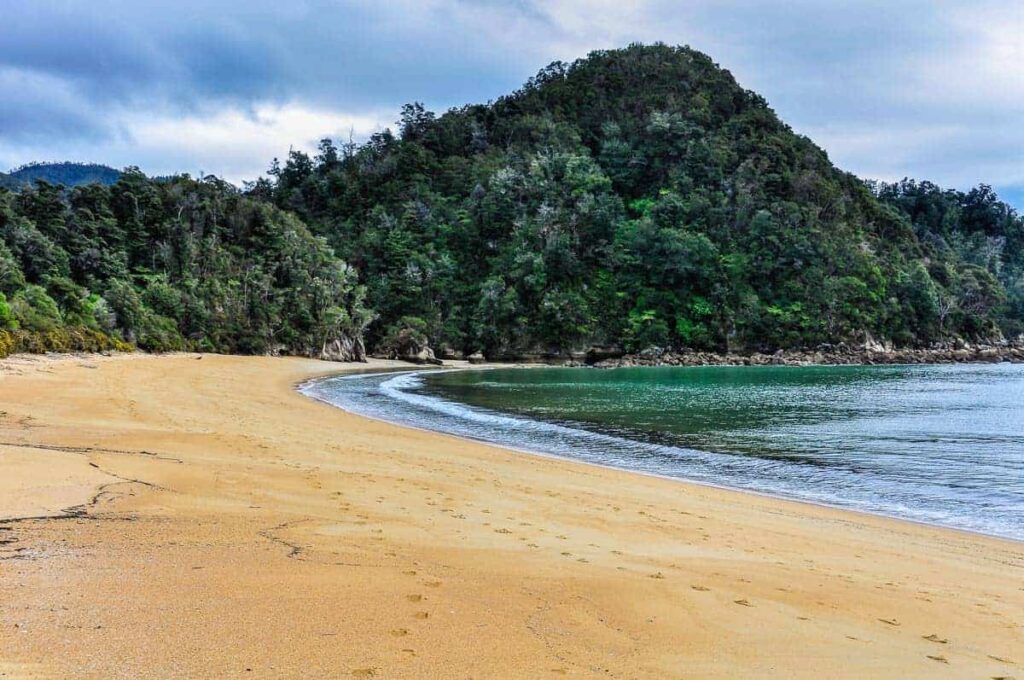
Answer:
xmin=0 ymin=0 xmax=1020 ymax=207
xmin=0 ymin=68 xmax=112 ymax=143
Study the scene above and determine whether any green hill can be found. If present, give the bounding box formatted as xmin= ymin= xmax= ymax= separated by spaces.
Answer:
xmin=268 ymin=43 xmax=1023 ymax=356
xmin=1 ymin=44 xmax=1021 ymax=362
xmin=2 ymin=162 xmax=121 ymax=190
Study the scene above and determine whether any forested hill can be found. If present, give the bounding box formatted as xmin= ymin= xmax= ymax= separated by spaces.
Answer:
xmin=1 ymin=173 xmax=370 ymax=359
xmin=1 ymin=162 xmax=121 ymax=190
xmin=265 ymin=43 xmax=1023 ymax=358
xmin=1 ymin=44 xmax=1022 ymax=362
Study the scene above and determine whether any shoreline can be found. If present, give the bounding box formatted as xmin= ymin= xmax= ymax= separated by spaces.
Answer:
xmin=464 ymin=343 xmax=1024 ymax=368
xmin=300 ymin=367 xmax=1022 ymax=545
xmin=1 ymin=353 xmax=1021 ymax=677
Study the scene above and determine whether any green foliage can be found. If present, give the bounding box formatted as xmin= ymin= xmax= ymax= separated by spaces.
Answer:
xmin=0 ymin=291 xmax=15 ymax=330
xmin=0 ymin=243 xmax=26 ymax=294
xmin=11 ymin=285 xmax=62 ymax=332
xmin=0 ymin=172 xmax=370 ymax=359
xmin=0 ymin=327 xmax=131 ymax=359
xmin=260 ymin=43 xmax=1023 ymax=355
xmin=5 ymin=45 xmax=1021 ymax=360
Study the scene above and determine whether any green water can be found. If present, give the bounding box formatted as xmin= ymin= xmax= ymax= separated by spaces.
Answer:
xmin=411 ymin=364 xmax=1024 ymax=538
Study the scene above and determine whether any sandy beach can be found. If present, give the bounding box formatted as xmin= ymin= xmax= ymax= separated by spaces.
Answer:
xmin=0 ymin=353 xmax=1021 ymax=678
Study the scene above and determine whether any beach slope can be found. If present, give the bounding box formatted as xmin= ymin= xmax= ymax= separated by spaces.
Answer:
xmin=1 ymin=353 xmax=1021 ymax=678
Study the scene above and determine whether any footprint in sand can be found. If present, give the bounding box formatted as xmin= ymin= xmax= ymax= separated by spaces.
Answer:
xmin=406 ymin=594 xmax=423 ymax=602
xmin=733 ymin=599 xmax=753 ymax=607
xmin=922 ymin=634 xmax=948 ymax=644
xmin=413 ymin=611 xmax=429 ymax=620
xmin=877 ymin=618 xmax=900 ymax=627
xmin=352 ymin=669 xmax=378 ymax=678
xmin=926 ymin=655 xmax=949 ymax=664
xmin=690 ymin=585 xmax=710 ymax=592
xmin=390 ymin=628 xmax=409 ymax=637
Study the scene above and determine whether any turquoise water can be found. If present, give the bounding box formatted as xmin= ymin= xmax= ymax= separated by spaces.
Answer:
xmin=303 ymin=364 xmax=1024 ymax=540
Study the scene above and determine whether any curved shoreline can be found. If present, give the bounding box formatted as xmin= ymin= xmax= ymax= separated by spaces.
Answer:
xmin=2 ymin=353 xmax=1021 ymax=678
xmin=299 ymin=366 xmax=1023 ymax=545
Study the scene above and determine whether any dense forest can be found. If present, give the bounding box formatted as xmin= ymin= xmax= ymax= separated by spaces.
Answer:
xmin=1 ymin=44 xmax=1022 ymax=360
xmin=0 ymin=172 xmax=370 ymax=359
xmin=265 ymin=44 xmax=1024 ymax=357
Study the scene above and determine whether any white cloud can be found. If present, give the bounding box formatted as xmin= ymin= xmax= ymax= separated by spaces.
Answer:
xmin=125 ymin=103 xmax=391 ymax=183
xmin=1 ymin=102 xmax=391 ymax=184
xmin=904 ymin=2 xmax=1024 ymax=111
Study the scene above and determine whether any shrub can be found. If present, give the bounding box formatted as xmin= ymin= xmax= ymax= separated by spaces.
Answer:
xmin=11 ymin=285 xmax=63 ymax=332
xmin=0 ymin=244 xmax=26 ymax=295
xmin=0 ymin=292 xmax=16 ymax=330
xmin=0 ymin=327 xmax=131 ymax=358
xmin=137 ymin=313 xmax=186 ymax=352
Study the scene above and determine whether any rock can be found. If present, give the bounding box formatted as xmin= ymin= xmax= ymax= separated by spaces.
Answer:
xmin=437 ymin=344 xmax=464 ymax=361
xmin=320 ymin=335 xmax=366 ymax=362
xmin=467 ymin=352 xmax=486 ymax=364
xmin=380 ymin=326 xmax=442 ymax=365
xmin=585 ymin=346 xmax=625 ymax=364
xmin=406 ymin=346 xmax=442 ymax=365
xmin=862 ymin=332 xmax=890 ymax=354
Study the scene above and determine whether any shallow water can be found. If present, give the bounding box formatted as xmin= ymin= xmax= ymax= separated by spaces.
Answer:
xmin=303 ymin=364 xmax=1024 ymax=541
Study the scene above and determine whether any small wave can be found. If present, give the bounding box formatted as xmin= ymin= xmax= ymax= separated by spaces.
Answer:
xmin=303 ymin=369 xmax=1024 ymax=541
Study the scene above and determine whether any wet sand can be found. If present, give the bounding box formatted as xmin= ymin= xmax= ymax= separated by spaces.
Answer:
xmin=1 ymin=353 xmax=1021 ymax=678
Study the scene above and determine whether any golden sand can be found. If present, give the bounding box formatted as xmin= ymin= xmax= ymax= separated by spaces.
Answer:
xmin=0 ymin=353 xmax=1021 ymax=678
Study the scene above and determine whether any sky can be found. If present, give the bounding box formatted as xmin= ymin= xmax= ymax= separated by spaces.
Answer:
xmin=1 ymin=0 xmax=1021 ymax=208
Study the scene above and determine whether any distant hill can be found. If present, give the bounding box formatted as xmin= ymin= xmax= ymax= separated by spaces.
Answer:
xmin=1 ymin=162 xmax=121 ymax=190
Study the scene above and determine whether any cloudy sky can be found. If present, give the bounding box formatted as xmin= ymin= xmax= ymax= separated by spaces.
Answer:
xmin=2 ymin=0 xmax=1021 ymax=207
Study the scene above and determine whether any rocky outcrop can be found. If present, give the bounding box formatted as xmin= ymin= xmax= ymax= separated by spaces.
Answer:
xmin=470 ymin=346 xmax=609 ymax=365
xmin=584 ymin=345 xmax=626 ymax=364
xmin=592 ymin=342 xmax=1024 ymax=369
xmin=438 ymin=344 xmax=465 ymax=361
xmin=319 ymin=335 xmax=366 ymax=362
xmin=404 ymin=346 xmax=443 ymax=365
xmin=380 ymin=328 xmax=443 ymax=365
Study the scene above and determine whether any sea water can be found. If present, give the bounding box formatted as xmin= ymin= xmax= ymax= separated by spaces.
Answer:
xmin=302 ymin=364 xmax=1024 ymax=541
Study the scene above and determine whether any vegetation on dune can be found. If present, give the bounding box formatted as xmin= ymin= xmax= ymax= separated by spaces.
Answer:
xmin=1 ymin=44 xmax=1021 ymax=361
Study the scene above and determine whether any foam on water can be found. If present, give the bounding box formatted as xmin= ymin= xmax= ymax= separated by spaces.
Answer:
xmin=302 ymin=366 xmax=1024 ymax=541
